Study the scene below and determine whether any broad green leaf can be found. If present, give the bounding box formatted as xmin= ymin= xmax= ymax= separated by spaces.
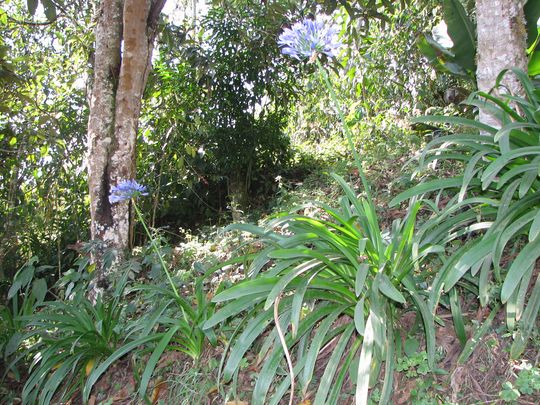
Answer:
xmin=224 ymin=309 xmax=272 ymax=382
xmin=42 ymin=0 xmax=56 ymax=21
xmin=506 ymin=287 xmax=519 ymax=330
xmin=290 ymin=276 xmax=310 ymax=338
xmin=378 ymin=274 xmax=406 ymax=304
xmin=327 ymin=338 xmax=361 ymax=405
xmin=31 ymin=278 xmax=47 ymax=304
xmin=494 ymin=122 xmax=540 ymax=143
xmin=411 ymin=115 xmax=496 ymax=135
xmin=403 ymin=276 xmax=436 ymax=367
xmin=529 ymin=50 xmax=540 ymax=76
xmin=478 ymin=255 xmax=492 ymax=307
xmin=358 ymin=238 xmax=367 ymax=255
xmin=264 ymin=259 xmax=321 ymax=310
xmin=83 ymin=334 xmax=159 ymax=403
xmin=378 ymin=313 xmax=395 ymax=405
xmin=355 ymin=263 xmax=369 ymax=297
xmin=525 ymin=0 xmax=540 ymax=47
xmin=459 ymin=151 xmax=489 ymax=201
xmin=267 ymin=353 xmax=309 ymax=405
xmin=27 ymin=0 xmax=38 ymax=15
xmin=226 ymin=222 xmax=280 ymax=241
xmin=443 ymin=0 xmax=476 ymax=71
xmin=203 ymin=294 xmax=264 ymax=329
xmin=481 ymin=147 xmax=540 ymax=189
xmin=516 ymin=264 xmax=535 ymax=322
xmin=518 ymin=167 xmax=538 ymax=198
xmin=301 ymin=309 xmax=342 ymax=389
xmin=253 ymin=305 xmax=343 ymax=405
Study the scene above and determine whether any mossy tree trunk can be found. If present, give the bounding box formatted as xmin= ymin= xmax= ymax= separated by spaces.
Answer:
xmin=476 ymin=0 xmax=528 ymax=126
xmin=87 ymin=0 xmax=165 ymax=293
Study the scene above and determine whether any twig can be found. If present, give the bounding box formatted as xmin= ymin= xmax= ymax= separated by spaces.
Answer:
xmin=6 ymin=13 xmax=60 ymax=26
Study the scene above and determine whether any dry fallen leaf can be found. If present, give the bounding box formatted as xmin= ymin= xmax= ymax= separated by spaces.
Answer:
xmin=85 ymin=358 xmax=96 ymax=376
xmin=225 ymin=401 xmax=249 ymax=405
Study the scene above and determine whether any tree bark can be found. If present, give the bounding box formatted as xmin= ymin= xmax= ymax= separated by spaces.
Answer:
xmin=476 ymin=0 xmax=528 ymax=126
xmin=87 ymin=0 xmax=165 ymax=291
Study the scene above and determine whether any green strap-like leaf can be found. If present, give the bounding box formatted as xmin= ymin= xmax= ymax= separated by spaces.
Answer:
xmin=444 ymin=233 xmax=498 ymax=292
xmin=223 ymin=309 xmax=273 ymax=382
xmin=390 ymin=177 xmax=481 ymax=207
xmin=501 ymin=235 xmax=540 ymax=303
xmin=402 ymin=275 xmax=436 ymax=367
xmin=301 ymin=308 xmax=343 ymax=390
xmin=355 ymin=313 xmax=375 ymax=405
xmin=26 ymin=0 xmax=38 ymax=15
xmin=212 ymin=276 xmax=278 ymax=302
xmin=354 ymin=298 xmax=366 ymax=336
xmin=411 ymin=115 xmax=496 ymax=135
xmin=83 ymin=334 xmax=160 ymax=403
xmin=510 ymin=273 xmax=540 ymax=359
xmin=313 ymin=323 xmax=355 ymax=405
xmin=203 ymin=294 xmax=265 ymax=329
xmin=378 ymin=274 xmax=406 ymax=304
xmin=137 ymin=325 xmax=180 ymax=398
xmin=458 ymin=303 xmax=501 ymax=364
xmin=449 ymin=287 xmax=467 ymax=347
xmin=355 ymin=263 xmax=369 ymax=297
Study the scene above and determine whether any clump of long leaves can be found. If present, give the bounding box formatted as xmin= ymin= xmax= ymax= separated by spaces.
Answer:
xmin=21 ymin=267 xmax=130 ymax=405
xmin=1 ymin=257 xmax=49 ymax=381
xmin=204 ymin=173 xmax=440 ymax=405
xmin=82 ymin=261 xmax=217 ymax=402
xmin=391 ymin=68 xmax=540 ymax=359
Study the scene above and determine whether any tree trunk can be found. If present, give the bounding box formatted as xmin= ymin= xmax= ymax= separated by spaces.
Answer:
xmin=476 ymin=0 xmax=528 ymax=126
xmin=87 ymin=0 xmax=165 ymax=291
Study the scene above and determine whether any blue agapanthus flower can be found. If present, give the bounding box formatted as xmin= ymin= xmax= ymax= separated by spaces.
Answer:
xmin=109 ymin=180 xmax=148 ymax=203
xmin=278 ymin=16 xmax=341 ymax=60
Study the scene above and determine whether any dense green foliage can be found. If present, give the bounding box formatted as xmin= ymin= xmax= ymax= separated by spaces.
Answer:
xmin=140 ymin=1 xmax=300 ymax=227
xmin=392 ymin=69 xmax=540 ymax=359
xmin=204 ymin=176 xmax=440 ymax=404
xmin=0 ymin=1 xmax=92 ymax=279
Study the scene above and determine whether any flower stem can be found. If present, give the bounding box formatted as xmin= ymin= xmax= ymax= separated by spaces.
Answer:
xmin=315 ymin=58 xmax=372 ymax=201
xmin=133 ymin=202 xmax=180 ymax=299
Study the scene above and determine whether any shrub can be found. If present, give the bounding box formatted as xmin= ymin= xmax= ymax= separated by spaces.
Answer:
xmin=20 ymin=266 xmax=131 ymax=405
xmin=1 ymin=257 xmax=49 ymax=381
xmin=203 ymin=173 xmax=440 ymax=405
xmin=391 ymin=68 xmax=540 ymax=359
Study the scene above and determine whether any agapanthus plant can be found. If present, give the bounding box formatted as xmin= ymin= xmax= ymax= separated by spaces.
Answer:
xmin=109 ymin=180 xmax=179 ymax=299
xmin=109 ymin=179 xmax=148 ymax=203
xmin=278 ymin=16 xmax=342 ymax=60
xmin=203 ymin=15 xmax=438 ymax=405
xmin=279 ymin=15 xmax=370 ymax=198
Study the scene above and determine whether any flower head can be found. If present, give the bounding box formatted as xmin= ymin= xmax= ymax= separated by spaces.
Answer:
xmin=278 ymin=16 xmax=341 ymax=60
xmin=109 ymin=180 xmax=148 ymax=203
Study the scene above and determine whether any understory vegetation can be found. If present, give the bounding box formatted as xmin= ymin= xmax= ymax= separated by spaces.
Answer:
xmin=1 ymin=0 xmax=540 ymax=404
